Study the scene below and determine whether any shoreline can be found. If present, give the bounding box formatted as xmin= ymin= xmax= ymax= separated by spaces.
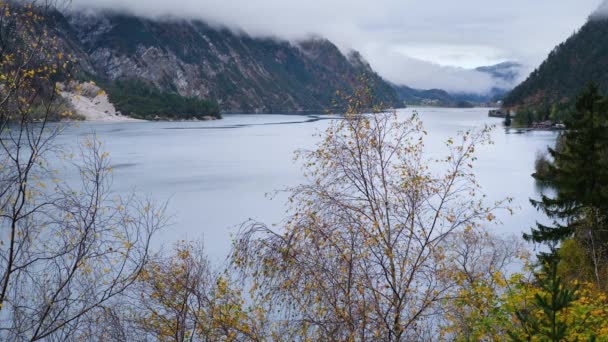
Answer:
xmin=61 ymin=116 xmax=221 ymax=123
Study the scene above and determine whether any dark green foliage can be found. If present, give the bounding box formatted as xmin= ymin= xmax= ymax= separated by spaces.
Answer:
xmin=504 ymin=18 xmax=608 ymax=117
xmin=533 ymin=152 xmax=553 ymax=181
xmin=504 ymin=112 xmax=512 ymax=126
xmin=92 ymin=14 xmax=160 ymax=55
xmin=513 ymin=107 xmax=534 ymax=127
xmin=508 ymin=257 xmax=580 ymax=342
xmin=512 ymin=102 xmax=574 ymax=127
xmin=526 ymin=84 xmax=608 ymax=249
xmin=455 ymin=100 xmax=474 ymax=108
xmin=105 ymin=79 xmax=220 ymax=119
xmin=392 ymin=86 xmax=465 ymax=107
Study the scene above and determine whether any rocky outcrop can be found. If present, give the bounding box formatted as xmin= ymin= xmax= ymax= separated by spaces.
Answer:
xmin=55 ymin=11 xmax=400 ymax=113
xmin=59 ymin=82 xmax=142 ymax=121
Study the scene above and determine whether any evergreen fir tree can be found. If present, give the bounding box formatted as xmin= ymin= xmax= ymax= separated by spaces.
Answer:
xmin=508 ymin=256 xmax=581 ymax=342
xmin=526 ymin=84 xmax=608 ymax=251
xmin=504 ymin=112 xmax=512 ymax=127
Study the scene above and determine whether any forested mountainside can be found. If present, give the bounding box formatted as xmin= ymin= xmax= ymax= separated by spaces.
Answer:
xmin=50 ymin=10 xmax=400 ymax=113
xmin=504 ymin=17 xmax=608 ymax=109
xmin=392 ymin=85 xmax=474 ymax=107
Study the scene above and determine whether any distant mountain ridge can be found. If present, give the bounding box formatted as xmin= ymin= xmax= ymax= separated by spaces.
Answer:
xmin=391 ymin=61 xmax=522 ymax=107
xmin=51 ymin=10 xmax=400 ymax=113
xmin=476 ymin=61 xmax=522 ymax=85
xmin=392 ymin=85 xmax=474 ymax=107
xmin=504 ymin=17 xmax=608 ymax=108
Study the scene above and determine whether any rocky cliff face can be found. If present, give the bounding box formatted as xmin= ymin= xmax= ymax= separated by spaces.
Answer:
xmin=56 ymin=10 xmax=399 ymax=113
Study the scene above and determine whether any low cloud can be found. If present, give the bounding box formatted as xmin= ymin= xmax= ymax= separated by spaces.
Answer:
xmin=362 ymin=43 xmax=532 ymax=94
xmin=590 ymin=0 xmax=608 ymax=19
xmin=363 ymin=48 xmax=495 ymax=93
xmin=70 ymin=0 xmax=602 ymax=94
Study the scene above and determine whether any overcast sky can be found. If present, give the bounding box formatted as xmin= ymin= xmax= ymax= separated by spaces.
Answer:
xmin=72 ymin=0 xmax=605 ymax=94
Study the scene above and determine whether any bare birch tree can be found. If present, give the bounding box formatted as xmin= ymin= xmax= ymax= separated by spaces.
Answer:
xmin=0 ymin=2 xmax=166 ymax=340
xmin=232 ymin=90 xmax=503 ymax=341
xmin=439 ymin=229 xmax=528 ymax=340
xmin=96 ymin=241 xmax=266 ymax=342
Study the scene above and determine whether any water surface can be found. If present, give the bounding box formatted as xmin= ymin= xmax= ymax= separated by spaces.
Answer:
xmin=55 ymin=108 xmax=558 ymax=262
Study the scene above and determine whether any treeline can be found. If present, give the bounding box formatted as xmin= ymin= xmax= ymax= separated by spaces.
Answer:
xmin=511 ymin=101 xmax=574 ymax=127
xmin=104 ymin=79 xmax=221 ymax=120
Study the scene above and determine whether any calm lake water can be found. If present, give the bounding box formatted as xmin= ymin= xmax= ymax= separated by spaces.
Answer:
xmin=54 ymin=108 xmax=558 ymax=262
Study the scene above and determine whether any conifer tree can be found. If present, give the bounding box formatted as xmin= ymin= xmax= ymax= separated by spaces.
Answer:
xmin=508 ymin=257 xmax=581 ymax=342
xmin=504 ymin=112 xmax=512 ymax=127
xmin=527 ymin=84 xmax=608 ymax=251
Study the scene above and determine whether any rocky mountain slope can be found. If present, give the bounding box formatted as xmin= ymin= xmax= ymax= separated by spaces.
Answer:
xmin=504 ymin=17 xmax=608 ymax=108
xmin=52 ymin=10 xmax=400 ymax=113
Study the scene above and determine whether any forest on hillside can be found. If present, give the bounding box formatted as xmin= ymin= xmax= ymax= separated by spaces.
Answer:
xmin=504 ymin=18 xmax=608 ymax=114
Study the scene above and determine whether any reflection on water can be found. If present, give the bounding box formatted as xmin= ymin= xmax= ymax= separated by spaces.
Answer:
xmin=54 ymin=109 xmax=558 ymax=262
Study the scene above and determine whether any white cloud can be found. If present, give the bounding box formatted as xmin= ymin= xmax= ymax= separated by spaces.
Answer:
xmin=364 ymin=47 xmax=496 ymax=93
xmin=70 ymin=0 xmax=604 ymax=93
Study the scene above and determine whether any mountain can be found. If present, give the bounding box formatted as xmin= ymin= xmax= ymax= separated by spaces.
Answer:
xmin=392 ymin=85 xmax=474 ymax=107
xmin=53 ymin=10 xmax=400 ymax=113
xmin=476 ymin=61 xmax=522 ymax=85
xmin=391 ymin=61 xmax=523 ymax=107
xmin=476 ymin=61 xmax=523 ymax=102
xmin=504 ymin=17 xmax=608 ymax=108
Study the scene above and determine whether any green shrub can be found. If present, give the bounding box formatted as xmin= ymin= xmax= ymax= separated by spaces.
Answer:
xmin=533 ymin=152 xmax=553 ymax=180
xmin=29 ymin=98 xmax=85 ymax=121
xmin=105 ymin=79 xmax=221 ymax=120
